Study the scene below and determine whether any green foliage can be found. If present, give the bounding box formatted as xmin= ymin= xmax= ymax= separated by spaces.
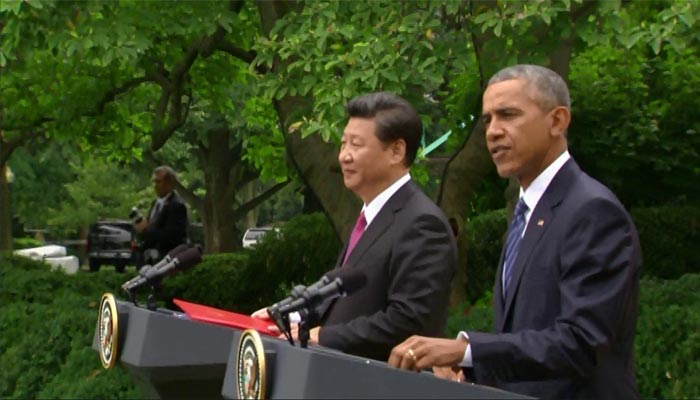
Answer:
xmin=0 ymin=253 xmax=139 ymax=399
xmin=463 ymin=209 xmax=507 ymax=304
xmin=160 ymin=252 xmax=252 ymax=312
xmin=8 ymin=144 xmax=76 ymax=230
xmin=631 ymin=206 xmax=700 ymax=279
xmin=246 ymin=213 xmax=342 ymax=303
xmin=569 ymin=44 xmax=700 ymax=207
xmin=445 ymin=291 xmax=494 ymax=339
xmin=635 ymin=275 xmax=700 ymax=398
xmin=12 ymin=237 xmax=43 ymax=249
xmin=47 ymin=157 xmax=149 ymax=237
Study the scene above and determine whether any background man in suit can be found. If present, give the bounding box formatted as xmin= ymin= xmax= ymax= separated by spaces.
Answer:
xmin=388 ymin=65 xmax=641 ymax=399
xmin=255 ymin=92 xmax=457 ymax=361
xmin=134 ymin=165 xmax=189 ymax=265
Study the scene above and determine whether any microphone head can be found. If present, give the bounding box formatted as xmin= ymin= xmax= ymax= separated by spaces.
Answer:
xmin=167 ymin=243 xmax=190 ymax=258
xmin=174 ymin=247 xmax=203 ymax=271
xmin=334 ymin=268 xmax=367 ymax=295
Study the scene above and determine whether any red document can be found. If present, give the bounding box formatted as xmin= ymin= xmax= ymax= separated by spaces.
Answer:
xmin=173 ymin=298 xmax=278 ymax=336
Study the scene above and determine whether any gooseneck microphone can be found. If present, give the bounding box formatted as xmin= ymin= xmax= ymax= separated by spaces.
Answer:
xmin=266 ymin=268 xmax=368 ymax=346
xmin=122 ymin=245 xmax=202 ymax=293
xmin=277 ymin=269 xmax=367 ymax=316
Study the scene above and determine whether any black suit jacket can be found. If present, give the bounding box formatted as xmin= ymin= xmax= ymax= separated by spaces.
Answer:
xmin=141 ymin=191 xmax=189 ymax=258
xmin=318 ymin=180 xmax=457 ymax=361
xmin=468 ymin=159 xmax=641 ymax=399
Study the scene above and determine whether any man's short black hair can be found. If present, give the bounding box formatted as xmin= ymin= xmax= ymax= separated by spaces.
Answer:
xmin=346 ymin=92 xmax=422 ymax=167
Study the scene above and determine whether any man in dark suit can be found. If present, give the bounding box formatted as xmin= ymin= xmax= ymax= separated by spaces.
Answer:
xmin=388 ymin=65 xmax=641 ymax=399
xmin=135 ymin=165 xmax=189 ymax=265
xmin=254 ymin=92 xmax=457 ymax=362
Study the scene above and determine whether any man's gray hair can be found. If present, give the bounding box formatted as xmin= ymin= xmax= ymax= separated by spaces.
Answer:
xmin=488 ymin=64 xmax=570 ymax=110
xmin=154 ymin=165 xmax=177 ymax=182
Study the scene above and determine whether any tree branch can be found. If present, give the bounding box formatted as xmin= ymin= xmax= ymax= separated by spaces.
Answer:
xmin=231 ymin=178 xmax=291 ymax=221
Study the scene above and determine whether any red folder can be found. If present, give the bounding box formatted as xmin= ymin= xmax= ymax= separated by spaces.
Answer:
xmin=173 ymin=298 xmax=278 ymax=336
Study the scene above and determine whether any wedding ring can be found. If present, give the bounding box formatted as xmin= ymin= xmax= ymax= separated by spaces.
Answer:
xmin=407 ymin=348 xmax=417 ymax=361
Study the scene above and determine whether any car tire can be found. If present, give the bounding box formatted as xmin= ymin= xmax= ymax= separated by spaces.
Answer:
xmin=89 ymin=259 xmax=101 ymax=272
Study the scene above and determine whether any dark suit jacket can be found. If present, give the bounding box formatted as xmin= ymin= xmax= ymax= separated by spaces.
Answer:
xmin=468 ymin=159 xmax=641 ymax=399
xmin=141 ymin=190 xmax=189 ymax=258
xmin=318 ymin=180 xmax=457 ymax=361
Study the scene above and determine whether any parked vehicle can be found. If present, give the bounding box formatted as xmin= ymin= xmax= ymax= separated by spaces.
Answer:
xmin=242 ymin=227 xmax=278 ymax=249
xmin=86 ymin=220 xmax=138 ymax=272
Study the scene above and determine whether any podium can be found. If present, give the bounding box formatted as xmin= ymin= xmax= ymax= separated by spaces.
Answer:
xmin=221 ymin=331 xmax=529 ymax=399
xmin=94 ymin=298 xmax=529 ymax=399
xmin=92 ymin=299 xmax=239 ymax=399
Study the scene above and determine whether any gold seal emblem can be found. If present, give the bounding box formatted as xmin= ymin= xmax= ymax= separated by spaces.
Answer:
xmin=98 ymin=292 xmax=119 ymax=369
xmin=236 ymin=329 xmax=267 ymax=399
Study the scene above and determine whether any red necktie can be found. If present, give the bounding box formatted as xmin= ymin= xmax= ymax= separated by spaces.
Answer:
xmin=343 ymin=211 xmax=367 ymax=265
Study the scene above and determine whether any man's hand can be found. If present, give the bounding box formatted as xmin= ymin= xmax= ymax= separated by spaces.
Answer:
xmin=134 ymin=219 xmax=149 ymax=233
xmin=250 ymin=307 xmax=280 ymax=334
xmin=433 ymin=366 xmax=465 ymax=382
xmin=388 ymin=335 xmax=468 ymax=372
xmin=281 ymin=324 xmax=320 ymax=344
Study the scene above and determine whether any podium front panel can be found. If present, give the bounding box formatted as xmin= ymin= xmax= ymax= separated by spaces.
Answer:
xmin=93 ymin=300 xmax=240 ymax=399
xmin=222 ymin=334 xmax=531 ymax=399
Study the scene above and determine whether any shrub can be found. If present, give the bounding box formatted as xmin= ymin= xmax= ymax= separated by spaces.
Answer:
xmin=12 ymin=237 xmax=44 ymax=249
xmin=463 ymin=210 xmax=506 ymax=304
xmin=159 ymin=252 xmax=252 ymax=311
xmin=635 ymin=274 xmax=700 ymax=398
xmin=0 ymin=253 xmax=140 ymax=399
xmin=631 ymin=206 xmax=700 ymax=279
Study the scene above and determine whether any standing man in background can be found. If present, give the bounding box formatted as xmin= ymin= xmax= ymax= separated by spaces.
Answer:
xmin=135 ymin=165 xmax=189 ymax=265
xmin=255 ymin=92 xmax=457 ymax=362
xmin=389 ymin=65 xmax=641 ymax=400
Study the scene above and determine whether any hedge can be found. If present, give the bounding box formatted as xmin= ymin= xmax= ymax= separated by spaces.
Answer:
xmin=463 ymin=205 xmax=700 ymax=303
xmin=0 ymin=253 xmax=141 ymax=399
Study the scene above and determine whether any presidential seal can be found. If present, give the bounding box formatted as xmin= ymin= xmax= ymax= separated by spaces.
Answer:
xmin=236 ymin=329 xmax=266 ymax=400
xmin=98 ymin=292 xmax=119 ymax=369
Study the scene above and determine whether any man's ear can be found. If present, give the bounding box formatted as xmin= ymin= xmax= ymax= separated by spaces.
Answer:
xmin=550 ymin=106 xmax=571 ymax=138
xmin=390 ymin=139 xmax=407 ymax=164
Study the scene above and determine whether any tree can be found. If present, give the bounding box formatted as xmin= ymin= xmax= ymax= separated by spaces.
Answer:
xmin=0 ymin=0 xmax=290 ymax=252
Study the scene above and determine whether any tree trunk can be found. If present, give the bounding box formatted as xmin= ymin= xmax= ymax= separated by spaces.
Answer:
xmin=198 ymin=128 xmax=240 ymax=253
xmin=0 ymin=162 xmax=12 ymax=251
xmin=437 ymin=120 xmax=495 ymax=306
xmin=257 ymin=1 xmax=361 ymax=242
xmin=201 ymin=196 xmax=237 ymax=253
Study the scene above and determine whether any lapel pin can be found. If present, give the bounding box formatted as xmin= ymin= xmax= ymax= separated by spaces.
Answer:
xmin=537 ymin=219 xmax=544 ymax=227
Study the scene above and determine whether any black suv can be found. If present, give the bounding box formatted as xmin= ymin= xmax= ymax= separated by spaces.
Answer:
xmin=87 ymin=220 xmax=138 ymax=272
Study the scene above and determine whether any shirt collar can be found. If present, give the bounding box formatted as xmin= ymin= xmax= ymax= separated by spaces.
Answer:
xmin=362 ymin=173 xmax=411 ymax=228
xmin=520 ymin=150 xmax=570 ymax=224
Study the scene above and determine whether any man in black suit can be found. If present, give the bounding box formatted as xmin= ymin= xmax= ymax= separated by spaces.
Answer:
xmin=389 ymin=65 xmax=641 ymax=399
xmin=255 ymin=92 xmax=457 ymax=361
xmin=135 ymin=165 xmax=189 ymax=265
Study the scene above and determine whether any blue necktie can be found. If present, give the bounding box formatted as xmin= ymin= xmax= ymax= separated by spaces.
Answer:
xmin=503 ymin=198 xmax=529 ymax=297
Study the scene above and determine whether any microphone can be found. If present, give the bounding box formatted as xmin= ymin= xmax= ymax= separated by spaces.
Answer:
xmin=277 ymin=268 xmax=367 ymax=316
xmin=122 ymin=245 xmax=202 ymax=293
xmin=267 ymin=268 xmax=346 ymax=313
xmin=122 ymin=244 xmax=190 ymax=289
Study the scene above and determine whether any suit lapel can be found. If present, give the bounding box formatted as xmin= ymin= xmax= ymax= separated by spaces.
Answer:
xmin=342 ymin=180 xmax=416 ymax=269
xmin=499 ymin=159 xmax=580 ymax=331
